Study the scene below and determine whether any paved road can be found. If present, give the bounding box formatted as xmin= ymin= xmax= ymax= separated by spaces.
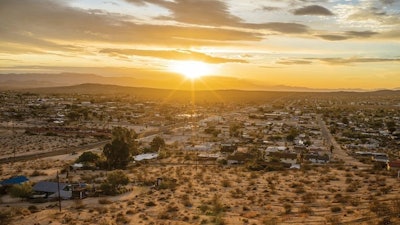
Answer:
xmin=0 ymin=141 xmax=109 ymax=165
xmin=317 ymin=114 xmax=369 ymax=168
xmin=0 ymin=121 xmax=188 ymax=165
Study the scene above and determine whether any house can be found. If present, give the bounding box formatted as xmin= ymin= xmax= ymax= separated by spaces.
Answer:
xmin=134 ymin=153 xmax=159 ymax=161
xmin=268 ymin=152 xmax=298 ymax=165
xmin=226 ymin=152 xmax=253 ymax=165
xmin=32 ymin=181 xmax=72 ymax=199
xmin=220 ymin=143 xmax=237 ymax=153
xmin=305 ymin=153 xmax=330 ymax=164
xmin=0 ymin=176 xmax=29 ymax=187
xmin=198 ymin=153 xmax=220 ymax=161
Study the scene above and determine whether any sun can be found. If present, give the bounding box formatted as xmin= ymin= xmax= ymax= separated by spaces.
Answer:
xmin=169 ymin=60 xmax=213 ymax=79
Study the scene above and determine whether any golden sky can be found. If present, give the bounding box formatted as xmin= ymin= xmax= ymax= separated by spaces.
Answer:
xmin=0 ymin=0 xmax=399 ymax=90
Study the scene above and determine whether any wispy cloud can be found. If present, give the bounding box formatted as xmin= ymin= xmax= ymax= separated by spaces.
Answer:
xmin=316 ymin=34 xmax=349 ymax=41
xmin=293 ymin=5 xmax=334 ymax=16
xmin=316 ymin=30 xmax=378 ymax=41
xmin=99 ymin=49 xmax=247 ymax=63
xmin=317 ymin=57 xmax=400 ymax=65
xmin=277 ymin=59 xmax=312 ymax=65
xmin=276 ymin=57 xmax=400 ymax=66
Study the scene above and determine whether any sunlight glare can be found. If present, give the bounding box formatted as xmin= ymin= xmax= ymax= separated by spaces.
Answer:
xmin=169 ymin=60 xmax=213 ymax=79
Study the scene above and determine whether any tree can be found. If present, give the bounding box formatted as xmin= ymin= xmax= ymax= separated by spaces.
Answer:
xmin=76 ymin=151 xmax=99 ymax=164
xmin=111 ymin=127 xmax=138 ymax=155
xmin=386 ymin=121 xmax=396 ymax=133
xmin=103 ymin=139 xmax=130 ymax=169
xmin=150 ymin=136 xmax=165 ymax=152
xmin=229 ymin=123 xmax=242 ymax=137
xmin=101 ymin=170 xmax=130 ymax=195
xmin=286 ymin=128 xmax=299 ymax=142
xmin=103 ymin=127 xmax=138 ymax=169
xmin=107 ymin=170 xmax=129 ymax=187
xmin=9 ymin=183 xmax=32 ymax=199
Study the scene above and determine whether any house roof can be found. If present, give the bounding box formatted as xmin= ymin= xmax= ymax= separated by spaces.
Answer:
xmin=33 ymin=181 xmax=68 ymax=193
xmin=0 ymin=176 xmax=29 ymax=186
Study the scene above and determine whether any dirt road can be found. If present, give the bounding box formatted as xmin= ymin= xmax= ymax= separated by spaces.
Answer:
xmin=317 ymin=114 xmax=369 ymax=168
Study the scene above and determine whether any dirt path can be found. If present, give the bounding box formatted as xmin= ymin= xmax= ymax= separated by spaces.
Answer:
xmin=317 ymin=114 xmax=369 ymax=168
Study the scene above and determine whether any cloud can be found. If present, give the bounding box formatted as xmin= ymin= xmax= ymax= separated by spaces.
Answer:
xmin=317 ymin=34 xmax=349 ymax=41
xmin=260 ymin=6 xmax=282 ymax=11
xmin=345 ymin=31 xmax=378 ymax=38
xmin=99 ymin=49 xmax=247 ymax=63
xmin=125 ymin=0 xmax=310 ymax=34
xmin=314 ymin=57 xmax=400 ymax=65
xmin=380 ymin=0 xmax=395 ymax=5
xmin=145 ymin=0 xmax=243 ymax=26
xmin=124 ymin=0 xmax=147 ymax=6
xmin=0 ymin=0 xmax=265 ymax=53
xmin=293 ymin=5 xmax=333 ymax=16
xmin=249 ymin=22 xmax=309 ymax=34
xmin=277 ymin=59 xmax=312 ymax=65
xmin=277 ymin=57 xmax=400 ymax=66
xmin=316 ymin=30 xmax=378 ymax=41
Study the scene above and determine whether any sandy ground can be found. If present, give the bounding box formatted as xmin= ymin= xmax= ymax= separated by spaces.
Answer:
xmin=1 ymin=148 xmax=399 ymax=225
xmin=0 ymin=128 xmax=99 ymax=158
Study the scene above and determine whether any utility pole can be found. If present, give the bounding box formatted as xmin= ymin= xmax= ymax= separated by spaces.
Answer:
xmin=57 ymin=171 xmax=62 ymax=212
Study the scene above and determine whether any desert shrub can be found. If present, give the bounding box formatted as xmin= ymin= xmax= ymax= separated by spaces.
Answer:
xmin=299 ymin=205 xmax=313 ymax=215
xmin=166 ymin=203 xmax=179 ymax=212
xmin=346 ymin=182 xmax=359 ymax=192
xmin=0 ymin=210 xmax=13 ymax=225
xmin=157 ymin=178 xmax=178 ymax=190
xmin=283 ymin=203 xmax=292 ymax=214
xmin=211 ymin=215 xmax=225 ymax=225
xmin=326 ymin=216 xmax=342 ymax=225
xmin=180 ymin=194 xmax=192 ymax=207
xmin=221 ymin=179 xmax=231 ymax=188
xmin=145 ymin=201 xmax=156 ymax=207
xmin=199 ymin=204 xmax=210 ymax=214
xmin=8 ymin=183 xmax=32 ymax=199
xmin=302 ymin=192 xmax=316 ymax=203
xmin=370 ymin=200 xmax=391 ymax=217
xmin=28 ymin=205 xmax=39 ymax=213
xmin=349 ymin=197 xmax=360 ymax=207
xmin=262 ymin=217 xmax=278 ymax=225
xmin=331 ymin=206 xmax=342 ymax=213
xmin=30 ymin=170 xmax=47 ymax=177
xmin=293 ymin=183 xmax=305 ymax=194
xmin=98 ymin=198 xmax=112 ymax=204
xmin=116 ymin=212 xmax=130 ymax=224
xmin=333 ymin=193 xmax=347 ymax=204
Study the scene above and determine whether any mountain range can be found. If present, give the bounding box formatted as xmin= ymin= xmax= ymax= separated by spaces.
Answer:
xmin=1 ymin=73 xmax=391 ymax=92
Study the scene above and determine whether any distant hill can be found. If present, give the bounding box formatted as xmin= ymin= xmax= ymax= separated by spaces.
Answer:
xmin=0 ymin=73 xmax=269 ymax=91
xmin=0 ymin=72 xmax=377 ymax=92
xmin=22 ymin=83 xmax=400 ymax=104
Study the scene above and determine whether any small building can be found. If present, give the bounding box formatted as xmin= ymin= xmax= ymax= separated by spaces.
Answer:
xmin=220 ymin=143 xmax=237 ymax=153
xmin=134 ymin=153 xmax=159 ymax=161
xmin=33 ymin=181 xmax=72 ymax=199
xmin=305 ymin=153 xmax=330 ymax=164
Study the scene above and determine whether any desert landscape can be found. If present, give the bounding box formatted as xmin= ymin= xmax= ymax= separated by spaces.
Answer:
xmin=1 ymin=88 xmax=400 ymax=225
xmin=1 ymin=139 xmax=399 ymax=225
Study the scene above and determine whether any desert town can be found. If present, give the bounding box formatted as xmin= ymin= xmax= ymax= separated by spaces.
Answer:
xmin=1 ymin=90 xmax=399 ymax=225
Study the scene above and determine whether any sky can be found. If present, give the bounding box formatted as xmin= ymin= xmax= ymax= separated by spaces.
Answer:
xmin=0 ymin=0 xmax=399 ymax=90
